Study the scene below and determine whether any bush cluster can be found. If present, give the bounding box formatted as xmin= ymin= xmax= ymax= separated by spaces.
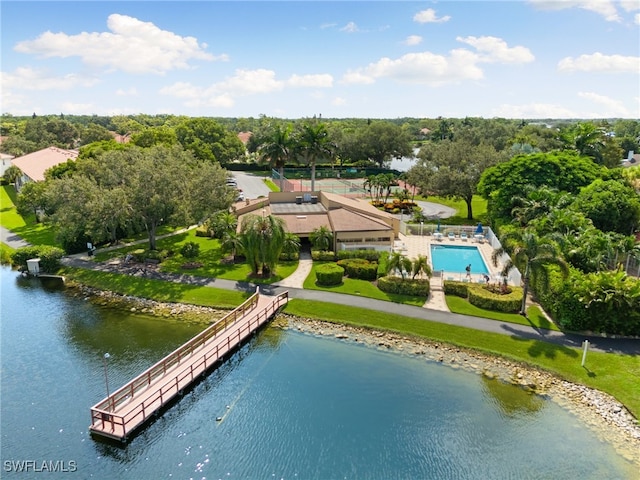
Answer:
xmin=315 ymin=263 xmax=344 ymax=286
xmin=444 ymin=281 xmax=522 ymax=313
xmin=337 ymin=258 xmax=378 ymax=280
xmin=377 ymin=275 xmax=430 ymax=296
xmin=311 ymin=250 xmax=336 ymax=261
xmin=11 ymin=245 xmax=65 ymax=273
xmin=336 ymin=249 xmax=381 ymax=262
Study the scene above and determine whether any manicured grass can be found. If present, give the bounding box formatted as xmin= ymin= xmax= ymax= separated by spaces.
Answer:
xmin=414 ymin=194 xmax=488 ymax=224
xmin=303 ymin=261 xmax=427 ymax=306
xmin=264 ymin=179 xmax=280 ymax=191
xmin=63 ymin=267 xmax=250 ymax=308
xmin=0 ymin=185 xmax=58 ymax=246
xmin=283 ymin=299 xmax=640 ymax=419
xmin=0 ymin=242 xmax=16 ymax=264
xmin=446 ymin=295 xmax=560 ymax=331
xmin=94 ymin=228 xmax=298 ymax=285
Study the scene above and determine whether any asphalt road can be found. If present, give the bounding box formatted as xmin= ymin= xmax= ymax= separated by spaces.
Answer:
xmin=230 ymin=171 xmax=271 ymax=199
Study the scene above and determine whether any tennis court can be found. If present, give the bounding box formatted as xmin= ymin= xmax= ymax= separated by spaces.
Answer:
xmin=282 ymin=178 xmax=368 ymax=198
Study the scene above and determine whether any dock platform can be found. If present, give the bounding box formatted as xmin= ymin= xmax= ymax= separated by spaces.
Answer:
xmin=89 ymin=289 xmax=288 ymax=442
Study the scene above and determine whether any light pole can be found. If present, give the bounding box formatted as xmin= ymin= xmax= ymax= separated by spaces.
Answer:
xmin=420 ymin=221 xmax=424 ymax=236
xmin=103 ymin=352 xmax=111 ymax=401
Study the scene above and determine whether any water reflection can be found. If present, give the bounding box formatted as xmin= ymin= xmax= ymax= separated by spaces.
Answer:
xmin=481 ymin=376 xmax=545 ymax=418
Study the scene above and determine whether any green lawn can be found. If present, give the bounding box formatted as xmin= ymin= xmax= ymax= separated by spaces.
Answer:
xmin=63 ymin=267 xmax=250 ymax=308
xmin=303 ymin=261 xmax=427 ymax=306
xmin=415 ymin=194 xmax=488 ymax=225
xmin=446 ymin=295 xmax=560 ymax=331
xmin=0 ymin=185 xmax=58 ymax=246
xmin=283 ymin=299 xmax=640 ymax=419
xmin=95 ymin=228 xmax=298 ymax=285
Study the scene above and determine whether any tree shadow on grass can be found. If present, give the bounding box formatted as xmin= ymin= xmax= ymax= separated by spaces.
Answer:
xmin=501 ymin=324 xmax=579 ymax=360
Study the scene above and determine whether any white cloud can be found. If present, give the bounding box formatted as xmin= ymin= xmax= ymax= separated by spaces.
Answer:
xmin=320 ymin=22 xmax=338 ymax=30
xmin=332 ymin=97 xmax=347 ymax=106
xmin=634 ymin=13 xmax=640 ymax=25
xmin=1 ymin=66 xmax=99 ymax=90
xmin=493 ymin=102 xmax=578 ymax=118
xmin=341 ymin=70 xmax=376 ymax=85
xmin=115 ymin=87 xmax=138 ymax=96
xmin=404 ymin=35 xmax=423 ymax=46
xmin=413 ymin=8 xmax=451 ymax=24
xmin=213 ymin=69 xmax=284 ymax=95
xmin=457 ymin=36 xmax=535 ymax=64
xmin=14 ymin=14 xmax=222 ymax=75
xmin=577 ymin=91 xmax=631 ymax=116
xmin=528 ymin=0 xmax=622 ymax=22
xmin=558 ymin=52 xmax=640 ymax=73
xmin=359 ymin=49 xmax=484 ymax=85
xmin=159 ymin=81 xmax=202 ymax=99
xmin=60 ymin=102 xmax=97 ymax=115
xmin=287 ymin=74 xmax=333 ymax=88
xmin=340 ymin=22 xmax=359 ymax=33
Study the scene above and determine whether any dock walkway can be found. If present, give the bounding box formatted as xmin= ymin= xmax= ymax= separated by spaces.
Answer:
xmin=89 ymin=289 xmax=288 ymax=442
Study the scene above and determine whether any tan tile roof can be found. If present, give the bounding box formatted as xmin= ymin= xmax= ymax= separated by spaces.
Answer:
xmin=237 ymin=131 xmax=252 ymax=144
xmin=329 ymin=208 xmax=392 ymax=232
xmin=11 ymin=147 xmax=78 ymax=182
xmin=279 ymin=213 xmax=331 ymax=235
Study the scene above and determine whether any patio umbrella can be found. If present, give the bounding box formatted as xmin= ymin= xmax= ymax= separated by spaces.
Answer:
xmin=475 ymin=222 xmax=483 ymax=235
xmin=436 ymin=219 xmax=441 ymax=232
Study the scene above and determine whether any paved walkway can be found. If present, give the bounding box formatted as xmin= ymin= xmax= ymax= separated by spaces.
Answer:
xmin=0 ymin=225 xmax=30 ymax=249
xmin=5 ymin=226 xmax=638 ymax=356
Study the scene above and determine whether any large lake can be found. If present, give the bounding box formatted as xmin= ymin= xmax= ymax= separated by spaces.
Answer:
xmin=1 ymin=267 xmax=636 ymax=479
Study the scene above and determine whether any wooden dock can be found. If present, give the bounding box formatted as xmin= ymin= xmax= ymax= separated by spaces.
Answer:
xmin=89 ymin=289 xmax=288 ymax=442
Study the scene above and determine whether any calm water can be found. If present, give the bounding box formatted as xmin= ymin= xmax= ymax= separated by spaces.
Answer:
xmin=431 ymin=245 xmax=490 ymax=275
xmin=1 ymin=267 xmax=635 ymax=479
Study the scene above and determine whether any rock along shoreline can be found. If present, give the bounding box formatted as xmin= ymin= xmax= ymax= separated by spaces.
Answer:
xmin=71 ymin=285 xmax=640 ymax=468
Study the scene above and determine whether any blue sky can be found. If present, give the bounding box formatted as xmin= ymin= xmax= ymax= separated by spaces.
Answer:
xmin=1 ymin=1 xmax=639 ymax=119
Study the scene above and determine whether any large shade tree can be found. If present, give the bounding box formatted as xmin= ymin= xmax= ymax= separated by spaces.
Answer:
xmin=407 ymin=139 xmax=506 ymax=220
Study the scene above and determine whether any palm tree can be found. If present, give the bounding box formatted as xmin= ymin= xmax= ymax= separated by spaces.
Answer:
xmin=239 ymin=213 xmax=286 ymax=277
xmin=492 ymin=230 xmax=569 ymax=314
xmin=387 ymin=251 xmax=412 ymax=279
xmin=309 ymin=225 xmax=333 ymax=251
xmin=220 ymin=230 xmax=243 ymax=262
xmin=281 ymin=232 xmax=301 ymax=260
xmin=412 ymin=255 xmax=432 ymax=279
xmin=258 ymin=124 xmax=294 ymax=192
xmin=295 ymin=121 xmax=335 ymax=192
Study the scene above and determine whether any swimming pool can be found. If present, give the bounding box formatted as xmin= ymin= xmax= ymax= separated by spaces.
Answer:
xmin=430 ymin=244 xmax=489 ymax=275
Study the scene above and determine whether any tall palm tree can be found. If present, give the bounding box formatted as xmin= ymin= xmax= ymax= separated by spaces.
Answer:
xmin=258 ymin=124 xmax=294 ymax=192
xmin=239 ymin=213 xmax=286 ymax=277
xmin=295 ymin=121 xmax=335 ymax=192
xmin=412 ymin=255 xmax=432 ymax=279
xmin=309 ymin=225 xmax=333 ymax=251
xmin=492 ymin=229 xmax=569 ymax=314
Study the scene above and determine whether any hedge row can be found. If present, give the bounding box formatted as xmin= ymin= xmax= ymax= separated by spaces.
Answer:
xmin=444 ymin=281 xmax=522 ymax=313
xmin=336 ymin=249 xmax=381 ymax=262
xmin=336 ymin=258 xmax=378 ymax=281
xmin=377 ymin=276 xmax=430 ymax=296
xmin=311 ymin=250 xmax=336 ymax=261
xmin=11 ymin=245 xmax=65 ymax=273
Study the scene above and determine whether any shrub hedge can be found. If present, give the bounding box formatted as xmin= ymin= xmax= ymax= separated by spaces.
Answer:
xmin=336 ymin=249 xmax=381 ymax=262
xmin=11 ymin=245 xmax=65 ymax=273
xmin=315 ymin=263 xmax=344 ymax=286
xmin=377 ymin=276 xmax=430 ymax=296
xmin=337 ymin=258 xmax=378 ymax=280
xmin=311 ymin=250 xmax=336 ymax=261
xmin=444 ymin=281 xmax=522 ymax=313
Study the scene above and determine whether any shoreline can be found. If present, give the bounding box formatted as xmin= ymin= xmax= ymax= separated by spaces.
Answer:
xmin=70 ymin=284 xmax=640 ymax=467
xmin=272 ymin=315 xmax=640 ymax=468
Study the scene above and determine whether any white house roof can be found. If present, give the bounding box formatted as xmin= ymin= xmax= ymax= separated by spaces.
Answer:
xmin=11 ymin=146 xmax=78 ymax=182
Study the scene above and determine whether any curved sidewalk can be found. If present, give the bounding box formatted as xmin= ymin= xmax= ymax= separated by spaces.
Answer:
xmin=59 ymin=254 xmax=640 ymax=356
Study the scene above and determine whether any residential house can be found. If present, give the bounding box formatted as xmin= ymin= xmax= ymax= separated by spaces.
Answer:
xmin=10 ymin=146 xmax=78 ymax=191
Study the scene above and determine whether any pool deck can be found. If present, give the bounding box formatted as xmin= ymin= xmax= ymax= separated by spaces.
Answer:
xmin=394 ymin=232 xmax=508 ymax=312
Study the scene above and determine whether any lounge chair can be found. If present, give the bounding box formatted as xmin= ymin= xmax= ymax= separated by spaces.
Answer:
xmin=448 ymin=232 xmax=455 ymax=240
xmin=460 ymin=232 xmax=468 ymax=241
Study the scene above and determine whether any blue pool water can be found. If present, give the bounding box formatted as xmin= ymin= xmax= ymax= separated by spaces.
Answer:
xmin=431 ymin=244 xmax=490 ymax=274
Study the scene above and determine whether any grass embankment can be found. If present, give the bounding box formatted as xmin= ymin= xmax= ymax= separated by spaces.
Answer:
xmin=0 ymin=185 xmax=57 ymax=246
xmin=284 ymin=298 xmax=640 ymax=419
xmin=413 ymin=194 xmax=488 ymax=225
xmin=64 ymin=267 xmax=250 ymax=308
